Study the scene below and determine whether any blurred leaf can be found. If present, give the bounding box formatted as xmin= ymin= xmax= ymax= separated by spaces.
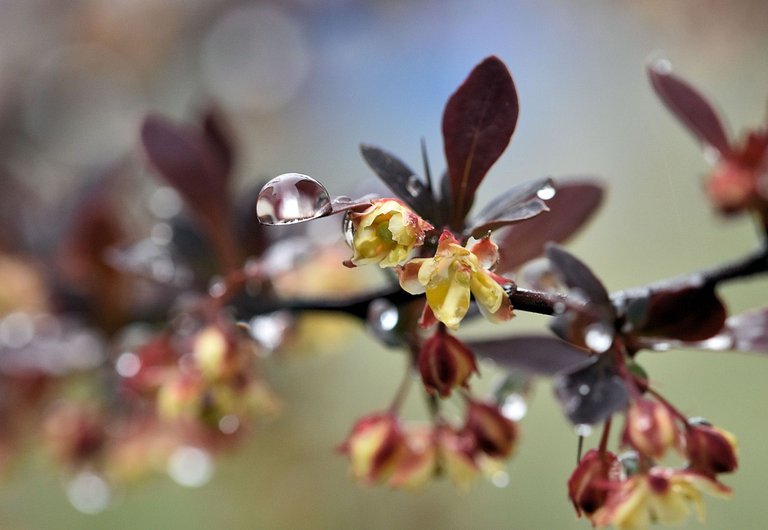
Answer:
xmin=469 ymin=199 xmax=548 ymax=238
xmin=648 ymin=60 xmax=731 ymax=156
xmin=360 ymin=144 xmax=434 ymax=219
xmin=722 ymin=308 xmax=768 ymax=353
xmin=496 ymin=180 xmax=604 ymax=273
xmin=467 ymin=334 xmax=591 ymax=375
xmin=442 ymin=56 xmax=519 ymax=224
xmin=546 ymin=244 xmax=611 ymax=308
xmin=623 ymin=283 xmax=726 ymax=342
xmin=553 ymin=355 xmax=629 ymax=425
xmin=141 ymin=115 xmax=231 ymax=226
xmin=202 ymin=107 xmax=235 ymax=179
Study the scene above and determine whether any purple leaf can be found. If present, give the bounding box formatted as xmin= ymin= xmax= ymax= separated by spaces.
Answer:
xmin=202 ymin=107 xmax=235 ymax=179
xmin=496 ymin=180 xmax=604 ymax=273
xmin=622 ymin=283 xmax=726 ymax=342
xmin=546 ymin=244 xmax=611 ymax=308
xmin=360 ymin=144 xmax=435 ymax=219
xmin=141 ymin=115 xmax=231 ymax=225
xmin=468 ymin=335 xmax=592 ymax=375
xmin=554 ymin=355 xmax=629 ymax=425
xmin=442 ymin=56 xmax=519 ymax=225
xmin=469 ymin=199 xmax=548 ymax=238
xmin=648 ymin=60 xmax=731 ymax=157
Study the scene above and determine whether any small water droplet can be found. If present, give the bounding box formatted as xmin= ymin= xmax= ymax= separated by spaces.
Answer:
xmin=208 ymin=277 xmax=227 ymax=298
xmin=115 ymin=352 xmax=141 ymax=378
xmin=67 ymin=471 xmax=111 ymax=514
xmin=367 ymin=299 xmax=401 ymax=346
xmin=574 ymin=423 xmax=593 ymax=437
xmin=405 ymin=175 xmax=421 ymax=196
xmin=584 ymin=323 xmax=613 ymax=353
xmin=553 ymin=302 xmax=566 ymax=314
xmin=256 ymin=173 xmax=332 ymax=225
xmin=501 ymin=394 xmax=528 ymax=421
xmin=167 ymin=446 xmax=214 ymax=487
xmin=618 ymin=450 xmax=640 ymax=476
xmin=688 ymin=416 xmax=712 ymax=427
xmin=150 ymin=223 xmax=173 ymax=245
xmin=342 ymin=212 xmax=355 ymax=247
xmin=578 ymin=384 xmax=591 ymax=396
xmin=697 ymin=334 xmax=733 ymax=351
xmin=149 ymin=186 xmax=182 ymax=219
xmin=651 ymin=57 xmax=673 ymax=74
xmin=218 ymin=414 xmax=241 ymax=434
xmin=536 ymin=182 xmax=556 ymax=200
xmin=490 ymin=470 xmax=510 ymax=488
xmin=0 ymin=312 xmax=34 ymax=349
xmin=249 ymin=312 xmax=292 ymax=353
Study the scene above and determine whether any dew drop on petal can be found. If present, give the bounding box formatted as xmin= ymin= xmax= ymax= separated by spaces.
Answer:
xmin=342 ymin=212 xmax=355 ymax=247
xmin=584 ymin=323 xmax=613 ymax=353
xmin=66 ymin=471 xmax=111 ymax=514
xmin=167 ymin=446 xmax=214 ymax=488
xmin=536 ymin=182 xmax=556 ymax=200
xmin=501 ymin=393 xmax=528 ymax=421
xmin=574 ymin=423 xmax=593 ymax=437
xmin=256 ymin=173 xmax=332 ymax=225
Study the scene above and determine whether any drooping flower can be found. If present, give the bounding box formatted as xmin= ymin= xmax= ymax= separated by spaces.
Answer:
xmin=345 ymin=199 xmax=433 ymax=268
xmin=593 ymin=467 xmax=731 ymax=530
xmin=418 ymin=331 xmax=478 ymax=397
xmin=684 ymin=422 xmax=738 ymax=477
xmin=568 ymin=449 xmax=623 ymax=520
xmin=337 ymin=413 xmax=408 ymax=484
xmin=398 ymin=230 xmax=513 ymax=329
xmin=622 ymin=398 xmax=680 ymax=460
xmin=463 ymin=400 xmax=518 ymax=459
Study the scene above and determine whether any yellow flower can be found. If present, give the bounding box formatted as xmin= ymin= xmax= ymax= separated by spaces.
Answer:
xmin=398 ymin=230 xmax=513 ymax=329
xmin=594 ymin=468 xmax=731 ymax=530
xmin=347 ymin=199 xmax=433 ymax=268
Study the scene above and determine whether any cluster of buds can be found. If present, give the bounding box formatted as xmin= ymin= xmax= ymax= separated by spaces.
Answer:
xmin=338 ymin=399 xmax=518 ymax=489
xmin=569 ymin=397 xmax=738 ymax=529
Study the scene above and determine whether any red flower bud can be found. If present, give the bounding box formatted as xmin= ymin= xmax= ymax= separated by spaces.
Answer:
xmin=622 ymin=398 xmax=679 ymax=459
xmin=418 ymin=332 xmax=478 ymax=397
xmin=685 ymin=423 xmax=738 ymax=476
xmin=338 ymin=413 xmax=407 ymax=484
xmin=567 ymin=449 xmax=622 ymax=518
xmin=463 ymin=401 xmax=518 ymax=459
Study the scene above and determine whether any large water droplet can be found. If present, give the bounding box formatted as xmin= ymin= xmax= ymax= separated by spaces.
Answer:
xmin=67 ymin=471 xmax=112 ymax=514
xmin=256 ymin=173 xmax=332 ymax=225
xmin=342 ymin=212 xmax=355 ymax=247
xmin=501 ymin=393 xmax=528 ymax=421
xmin=584 ymin=323 xmax=613 ymax=353
xmin=536 ymin=182 xmax=556 ymax=200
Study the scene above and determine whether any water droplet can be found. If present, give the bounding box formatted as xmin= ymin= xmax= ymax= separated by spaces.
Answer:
xmin=150 ymin=223 xmax=173 ymax=245
xmin=149 ymin=186 xmax=182 ymax=219
xmin=490 ymin=470 xmax=510 ymax=488
xmin=218 ymin=414 xmax=241 ymax=434
xmin=618 ymin=451 xmax=640 ymax=477
xmin=405 ymin=175 xmax=421 ymax=196
xmin=553 ymin=302 xmax=566 ymax=314
xmin=574 ymin=423 xmax=593 ymax=437
xmin=367 ymin=299 xmax=401 ymax=347
xmin=584 ymin=323 xmax=613 ymax=353
xmin=249 ymin=312 xmax=292 ymax=353
xmin=167 ymin=446 xmax=214 ymax=487
xmin=697 ymin=334 xmax=733 ymax=351
xmin=578 ymin=384 xmax=591 ymax=396
xmin=688 ymin=416 xmax=712 ymax=427
xmin=115 ymin=352 xmax=141 ymax=378
xmin=501 ymin=394 xmax=528 ymax=421
xmin=536 ymin=182 xmax=556 ymax=200
xmin=342 ymin=212 xmax=355 ymax=247
xmin=651 ymin=57 xmax=673 ymax=74
xmin=0 ymin=312 xmax=34 ymax=349
xmin=256 ymin=173 xmax=331 ymax=225
xmin=67 ymin=471 xmax=111 ymax=514
xmin=208 ymin=277 xmax=227 ymax=298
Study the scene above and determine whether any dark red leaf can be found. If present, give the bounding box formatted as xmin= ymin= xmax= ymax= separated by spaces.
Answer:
xmin=694 ymin=308 xmax=768 ymax=353
xmin=554 ymin=355 xmax=629 ymax=425
xmin=648 ymin=60 xmax=731 ymax=157
xmin=496 ymin=180 xmax=604 ymax=273
xmin=442 ymin=56 xmax=519 ymax=225
xmin=546 ymin=244 xmax=611 ymax=308
xmin=359 ymin=144 xmax=435 ymax=219
xmin=467 ymin=335 xmax=591 ymax=376
xmin=202 ymin=107 xmax=235 ymax=179
xmin=623 ymin=283 xmax=727 ymax=342
xmin=140 ymin=115 xmax=231 ymax=225
xmin=469 ymin=199 xmax=548 ymax=238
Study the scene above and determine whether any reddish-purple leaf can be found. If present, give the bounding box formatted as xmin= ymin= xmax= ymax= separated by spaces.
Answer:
xmin=442 ymin=56 xmax=519 ymax=225
xmin=496 ymin=180 xmax=604 ymax=273
xmin=141 ymin=115 xmax=231 ymax=225
xmin=202 ymin=107 xmax=235 ymax=179
xmin=623 ymin=283 xmax=727 ymax=342
xmin=554 ymin=355 xmax=629 ymax=425
xmin=469 ymin=199 xmax=548 ymax=238
xmin=648 ymin=60 xmax=731 ymax=157
xmin=546 ymin=244 xmax=611 ymax=308
xmin=467 ymin=177 xmax=552 ymax=237
xmin=467 ymin=335 xmax=591 ymax=376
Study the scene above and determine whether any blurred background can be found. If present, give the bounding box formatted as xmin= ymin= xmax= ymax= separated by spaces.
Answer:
xmin=1 ymin=0 xmax=767 ymax=528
